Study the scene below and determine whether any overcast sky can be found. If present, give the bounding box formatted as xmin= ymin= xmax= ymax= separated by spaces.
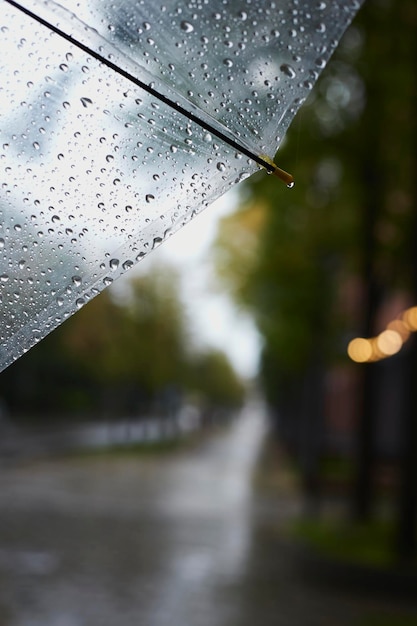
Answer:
xmin=117 ymin=189 xmax=261 ymax=379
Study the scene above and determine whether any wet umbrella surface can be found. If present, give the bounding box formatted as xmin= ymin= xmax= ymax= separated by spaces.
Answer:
xmin=0 ymin=0 xmax=362 ymax=370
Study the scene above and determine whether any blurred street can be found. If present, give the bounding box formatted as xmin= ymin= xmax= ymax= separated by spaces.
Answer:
xmin=0 ymin=403 xmax=416 ymax=626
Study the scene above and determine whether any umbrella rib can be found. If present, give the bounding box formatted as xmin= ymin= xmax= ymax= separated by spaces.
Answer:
xmin=5 ymin=0 xmax=294 ymax=186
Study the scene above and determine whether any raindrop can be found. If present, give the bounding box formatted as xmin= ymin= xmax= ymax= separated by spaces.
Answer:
xmin=0 ymin=274 xmax=9 ymax=283
xmin=72 ymin=276 xmax=82 ymax=287
xmin=80 ymin=97 xmax=92 ymax=108
xmin=280 ymin=63 xmax=296 ymax=78
xmin=109 ymin=258 xmax=119 ymax=271
xmin=122 ymin=260 xmax=133 ymax=271
xmin=62 ymin=101 xmax=71 ymax=109
xmin=59 ymin=63 xmax=68 ymax=72
xmin=203 ymin=133 xmax=212 ymax=143
xmin=56 ymin=297 xmax=64 ymax=306
xmin=103 ymin=277 xmax=113 ymax=286
xmin=14 ymin=224 xmax=22 ymax=232
xmin=287 ymin=181 xmax=295 ymax=189
xmin=0 ymin=238 xmax=4 ymax=249
xmin=223 ymin=58 xmax=233 ymax=67
xmin=76 ymin=298 xmax=85 ymax=309
xmin=106 ymin=154 xmax=114 ymax=162
xmin=238 ymin=11 xmax=247 ymax=20
xmin=217 ymin=162 xmax=226 ymax=172
xmin=33 ymin=141 xmax=40 ymax=150
xmin=180 ymin=20 xmax=194 ymax=33
xmin=146 ymin=194 xmax=155 ymax=203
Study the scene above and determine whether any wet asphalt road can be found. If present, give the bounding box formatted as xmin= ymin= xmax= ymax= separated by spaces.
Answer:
xmin=0 ymin=404 xmax=415 ymax=626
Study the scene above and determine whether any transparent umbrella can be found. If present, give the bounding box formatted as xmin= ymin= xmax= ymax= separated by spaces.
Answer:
xmin=0 ymin=0 xmax=363 ymax=371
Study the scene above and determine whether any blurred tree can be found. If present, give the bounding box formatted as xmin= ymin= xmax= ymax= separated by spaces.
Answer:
xmin=214 ymin=25 xmax=364 ymax=509
xmin=0 ymin=262 xmax=245 ymax=424
xmin=188 ymin=348 xmax=246 ymax=420
xmin=215 ymin=0 xmax=417 ymax=548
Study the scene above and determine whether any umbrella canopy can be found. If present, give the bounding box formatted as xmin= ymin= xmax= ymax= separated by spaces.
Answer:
xmin=0 ymin=0 xmax=363 ymax=371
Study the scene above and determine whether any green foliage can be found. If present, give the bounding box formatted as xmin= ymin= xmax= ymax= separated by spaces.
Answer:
xmin=0 ymin=264 xmax=244 ymax=418
xmin=215 ymin=0 xmax=417 ymax=394
xmin=188 ymin=348 xmax=246 ymax=411
xmin=292 ymin=518 xmax=399 ymax=569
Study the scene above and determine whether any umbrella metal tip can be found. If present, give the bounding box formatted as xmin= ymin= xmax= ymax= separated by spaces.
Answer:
xmin=271 ymin=163 xmax=295 ymax=188
xmin=260 ymin=155 xmax=294 ymax=188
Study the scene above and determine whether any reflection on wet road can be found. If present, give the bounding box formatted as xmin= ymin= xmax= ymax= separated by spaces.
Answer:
xmin=0 ymin=404 xmax=268 ymax=626
xmin=0 ymin=404 xmax=413 ymax=625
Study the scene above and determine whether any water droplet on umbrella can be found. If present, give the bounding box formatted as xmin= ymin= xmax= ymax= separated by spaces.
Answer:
xmin=80 ymin=97 xmax=92 ymax=108
xmin=33 ymin=141 xmax=40 ymax=150
xmin=280 ymin=64 xmax=296 ymax=78
xmin=109 ymin=258 xmax=119 ymax=271
xmin=223 ymin=58 xmax=233 ymax=67
xmin=180 ymin=20 xmax=194 ymax=33
xmin=315 ymin=57 xmax=326 ymax=68
xmin=72 ymin=275 xmax=82 ymax=287
xmin=146 ymin=194 xmax=155 ymax=203
xmin=203 ymin=133 xmax=212 ymax=143
xmin=217 ymin=162 xmax=226 ymax=172
xmin=287 ymin=181 xmax=295 ymax=189
xmin=59 ymin=63 xmax=68 ymax=72
xmin=76 ymin=298 xmax=85 ymax=309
